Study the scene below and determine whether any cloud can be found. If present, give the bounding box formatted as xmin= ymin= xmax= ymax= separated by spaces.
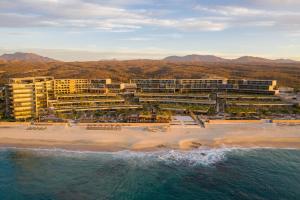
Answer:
xmin=194 ymin=4 xmax=300 ymax=31
xmin=0 ymin=0 xmax=226 ymax=32
xmin=195 ymin=5 xmax=263 ymax=16
xmin=120 ymin=33 xmax=184 ymax=42
xmin=1 ymin=0 xmax=300 ymax=33
xmin=251 ymin=0 xmax=300 ymax=6
xmin=120 ymin=37 xmax=154 ymax=41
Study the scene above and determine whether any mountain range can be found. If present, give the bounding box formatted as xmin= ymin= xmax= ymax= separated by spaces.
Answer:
xmin=0 ymin=52 xmax=57 ymax=62
xmin=0 ymin=52 xmax=299 ymax=89
xmin=163 ymin=54 xmax=299 ymax=64
xmin=0 ymin=52 xmax=300 ymax=64
xmin=0 ymin=52 xmax=298 ymax=64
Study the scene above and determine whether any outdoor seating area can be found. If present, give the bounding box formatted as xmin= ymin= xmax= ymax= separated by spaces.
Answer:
xmin=26 ymin=126 xmax=47 ymax=131
xmin=86 ymin=124 xmax=122 ymax=130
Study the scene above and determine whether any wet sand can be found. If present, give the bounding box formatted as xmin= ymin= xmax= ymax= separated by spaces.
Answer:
xmin=0 ymin=123 xmax=300 ymax=151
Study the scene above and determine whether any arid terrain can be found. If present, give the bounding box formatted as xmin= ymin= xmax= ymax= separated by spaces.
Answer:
xmin=1 ymin=59 xmax=300 ymax=89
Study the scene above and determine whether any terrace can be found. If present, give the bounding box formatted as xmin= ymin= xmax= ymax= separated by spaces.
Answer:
xmin=138 ymin=98 xmax=215 ymax=105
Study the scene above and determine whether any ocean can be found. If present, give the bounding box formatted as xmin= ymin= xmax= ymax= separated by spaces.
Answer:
xmin=0 ymin=147 xmax=299 ymax=200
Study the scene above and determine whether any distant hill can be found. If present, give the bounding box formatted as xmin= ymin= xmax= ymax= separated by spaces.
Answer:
xmin=0 ymin=52 xmax=57 ymax=62
xmin=274 ymin=59 xmax=298 ymax=64
xmin=0 ymin=59 xmax=299 ymax=89
xmin=164 ymin=55 xmax=226 ymax=62
xmin=231 ymin=56 xmax=272 ymax=63
xmin=0 ymin=52 xmax=299 ymax=89
xmin=164 ymin=55 xmax=299 ymax=64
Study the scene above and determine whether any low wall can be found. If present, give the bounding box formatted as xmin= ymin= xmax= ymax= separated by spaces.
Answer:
xmin=77 ymin=123 xmax=170 ymax=127
xmin=0 ymin=122 xmax=170 ymax=127
xmin=33 ymin=122 xmax=68 ymax=126
xmin=208 ymin=119 xmax=300 ymax=124
xmin=0 ymin=122 xmax=30 ymax=126
xmin=207 ymin=120 xmax=263 ymax=124
xmin=273 ymin=120 xmax=300 ymax=124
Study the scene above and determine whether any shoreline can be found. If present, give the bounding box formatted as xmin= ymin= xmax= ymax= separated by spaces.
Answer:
xmin=1 ymin=139 xmax=300 ymax=152
xmin=1 ymin=142 xmax=300 ymax=153
xmin=0 ymin=122 xmax=300 ymax=152
xmin=1 ymin=145 xmax=299 ymax=154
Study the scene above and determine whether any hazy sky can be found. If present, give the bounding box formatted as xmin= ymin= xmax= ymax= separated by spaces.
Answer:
xmin=1 ymin=0 xmax=300 ymax=61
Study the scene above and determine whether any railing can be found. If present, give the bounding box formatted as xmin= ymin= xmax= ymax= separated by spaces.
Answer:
xmin=54 ymin=105 xmax=143 ymax=112
xmin=13 ymin=98 xmax=33 ymax=102
xmin=139 ymin=98 xmax=215 ymax=105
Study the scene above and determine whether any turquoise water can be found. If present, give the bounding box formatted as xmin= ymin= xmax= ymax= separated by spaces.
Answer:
xmin=0 ymin=148 xmax=300 ymax=200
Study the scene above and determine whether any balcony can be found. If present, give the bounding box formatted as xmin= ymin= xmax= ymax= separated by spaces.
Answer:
xmin=12 ymin=89 xmax=33 ymax=94
xmin=13 ymin=94 xmax=33 ymax=98
xmin=14 ymin=107 xmax=33 ymax=111
xmin=13 ymin=98 xmax=34 ymax=102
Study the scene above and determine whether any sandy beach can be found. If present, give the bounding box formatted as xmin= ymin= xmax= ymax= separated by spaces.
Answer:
xmin=0 ymin=120 xmax=300 ymax=151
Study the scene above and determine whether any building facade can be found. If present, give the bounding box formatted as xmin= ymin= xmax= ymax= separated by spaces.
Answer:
xmin=5 ymin=77 xmax=54 ymax=120
xmin=130 ymin=79 xmax=177 ymax=93
xmin=54 ymin=79 xmax=111 ymax=95
xmin=5 ymin=77 xmax=139 ymax=120
xmin=5 ymin=77 xmax=279 ymax=120
xmin=131 ymin=79 xmax=278 ymax=94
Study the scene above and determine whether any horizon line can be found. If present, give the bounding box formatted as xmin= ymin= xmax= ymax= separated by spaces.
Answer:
xmin=1 ymin=49 xmax=300 ymax=62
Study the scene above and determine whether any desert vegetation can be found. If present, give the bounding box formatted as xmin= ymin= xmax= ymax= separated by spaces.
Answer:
xmin=0 ymin=60 xmax=300 ymax=89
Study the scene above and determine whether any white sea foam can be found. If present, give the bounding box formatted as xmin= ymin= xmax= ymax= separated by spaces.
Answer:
xmin=13 ymin=147 xmax=240 ymax=166
xmin=112 ymin=147 xmax=240 ymax=166
xmin=0 ymin=146 xmax=298 ymax=166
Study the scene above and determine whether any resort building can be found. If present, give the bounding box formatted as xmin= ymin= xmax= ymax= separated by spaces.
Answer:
xmin=5 ymin=76 xmax=283 ymax=120
xmin=135 ymin=93 xmax=214 ymax=106
xmin=48 ymin=93 xmax=138 ymax=114
xmin=54 ymin=79 xmax=111 ymax=95
xmin=130 ymin=79 xmax=177 ymax=93
xmin=5 ymin=77 xmax=55 ymax=120
xmin=5 ymin=77 xmax=142 ymax=120
xmin=131 ymin=79 xmax=278 ymax=95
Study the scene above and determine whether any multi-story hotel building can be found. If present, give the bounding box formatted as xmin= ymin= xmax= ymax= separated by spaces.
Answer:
xmin=5 ymin=77 xmax=141 ymax=120
xmin=130 ymin=79 xmax=177 ymax=93
xmin=54 ymin=79 xmax=111 ymax=95
xmin=5 ymin=77 xmax=279 ymax=120
xmin=50 ymin=79 xmax=140 ymax=114
xmin=131 ymin=79 xmax=278 ymax=95
xmin=5 ymin=77 xmax=55 ymax=120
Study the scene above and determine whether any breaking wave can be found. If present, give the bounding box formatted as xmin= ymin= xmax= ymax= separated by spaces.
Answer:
xmin=0 ymin=147 xmax=247 ymax=166
xmin=112 ymin=148 xmax=238 ymax=166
